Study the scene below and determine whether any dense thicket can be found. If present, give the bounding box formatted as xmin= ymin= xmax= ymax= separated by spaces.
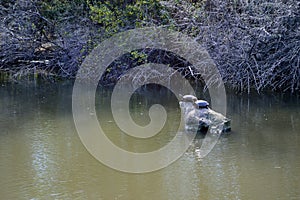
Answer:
xmin=0 ymin=0 xmax=299 ymax=93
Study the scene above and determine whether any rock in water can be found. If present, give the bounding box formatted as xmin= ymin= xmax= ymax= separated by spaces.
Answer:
xmin=179 ymin=96 xmax=231 ymax=133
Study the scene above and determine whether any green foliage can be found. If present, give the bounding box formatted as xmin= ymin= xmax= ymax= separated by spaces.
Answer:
xmin=88 ymin=0 xmax=170 ymax=35
xmin=130 ymin=50 xmax=148 ymax=63
xmin=38 ymin=0 xmax=88 ymax=20
xmin=89 ymin=3 xmax=121 ymax=33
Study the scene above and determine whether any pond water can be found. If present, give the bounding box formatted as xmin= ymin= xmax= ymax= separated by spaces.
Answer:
xmin=0 ymin=81 xmax=299 ymax=200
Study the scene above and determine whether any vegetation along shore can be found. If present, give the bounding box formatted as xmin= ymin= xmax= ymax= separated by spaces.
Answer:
xmin=1 ymin=0 xmax=299 ymax=93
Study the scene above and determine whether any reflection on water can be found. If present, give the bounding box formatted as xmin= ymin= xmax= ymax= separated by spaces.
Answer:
xmin=0 ymin=82 xmax=299 ymax=199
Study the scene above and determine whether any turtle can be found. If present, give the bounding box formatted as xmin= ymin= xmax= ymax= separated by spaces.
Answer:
xmin=193 ymin=100 xmax=209 ymax=109
xmin=181 ymin=94 xmax=198 ymax=102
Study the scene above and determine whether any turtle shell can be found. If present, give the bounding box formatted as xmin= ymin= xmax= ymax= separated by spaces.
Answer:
xmin=182 ymin=95 xmax=197 ymax=102
xmin=195 ymin=100 xmax=209 ymax=108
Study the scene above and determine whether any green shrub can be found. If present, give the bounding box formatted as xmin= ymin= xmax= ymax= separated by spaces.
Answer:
xmin=38 ymin=0 xmax=88 ymax=20
xmin=88 ymin=0 xmax=170 ymax=35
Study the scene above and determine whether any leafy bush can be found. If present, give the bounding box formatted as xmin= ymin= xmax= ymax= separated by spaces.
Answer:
xmin=88 ymin=0 xmax=169 ymax=34
xmin=38 ymin=0 xmax=88 ymax=20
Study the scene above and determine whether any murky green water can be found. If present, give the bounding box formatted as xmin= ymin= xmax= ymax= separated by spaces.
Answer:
xmin=0 ymin=81 xmax=299 ymax=200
